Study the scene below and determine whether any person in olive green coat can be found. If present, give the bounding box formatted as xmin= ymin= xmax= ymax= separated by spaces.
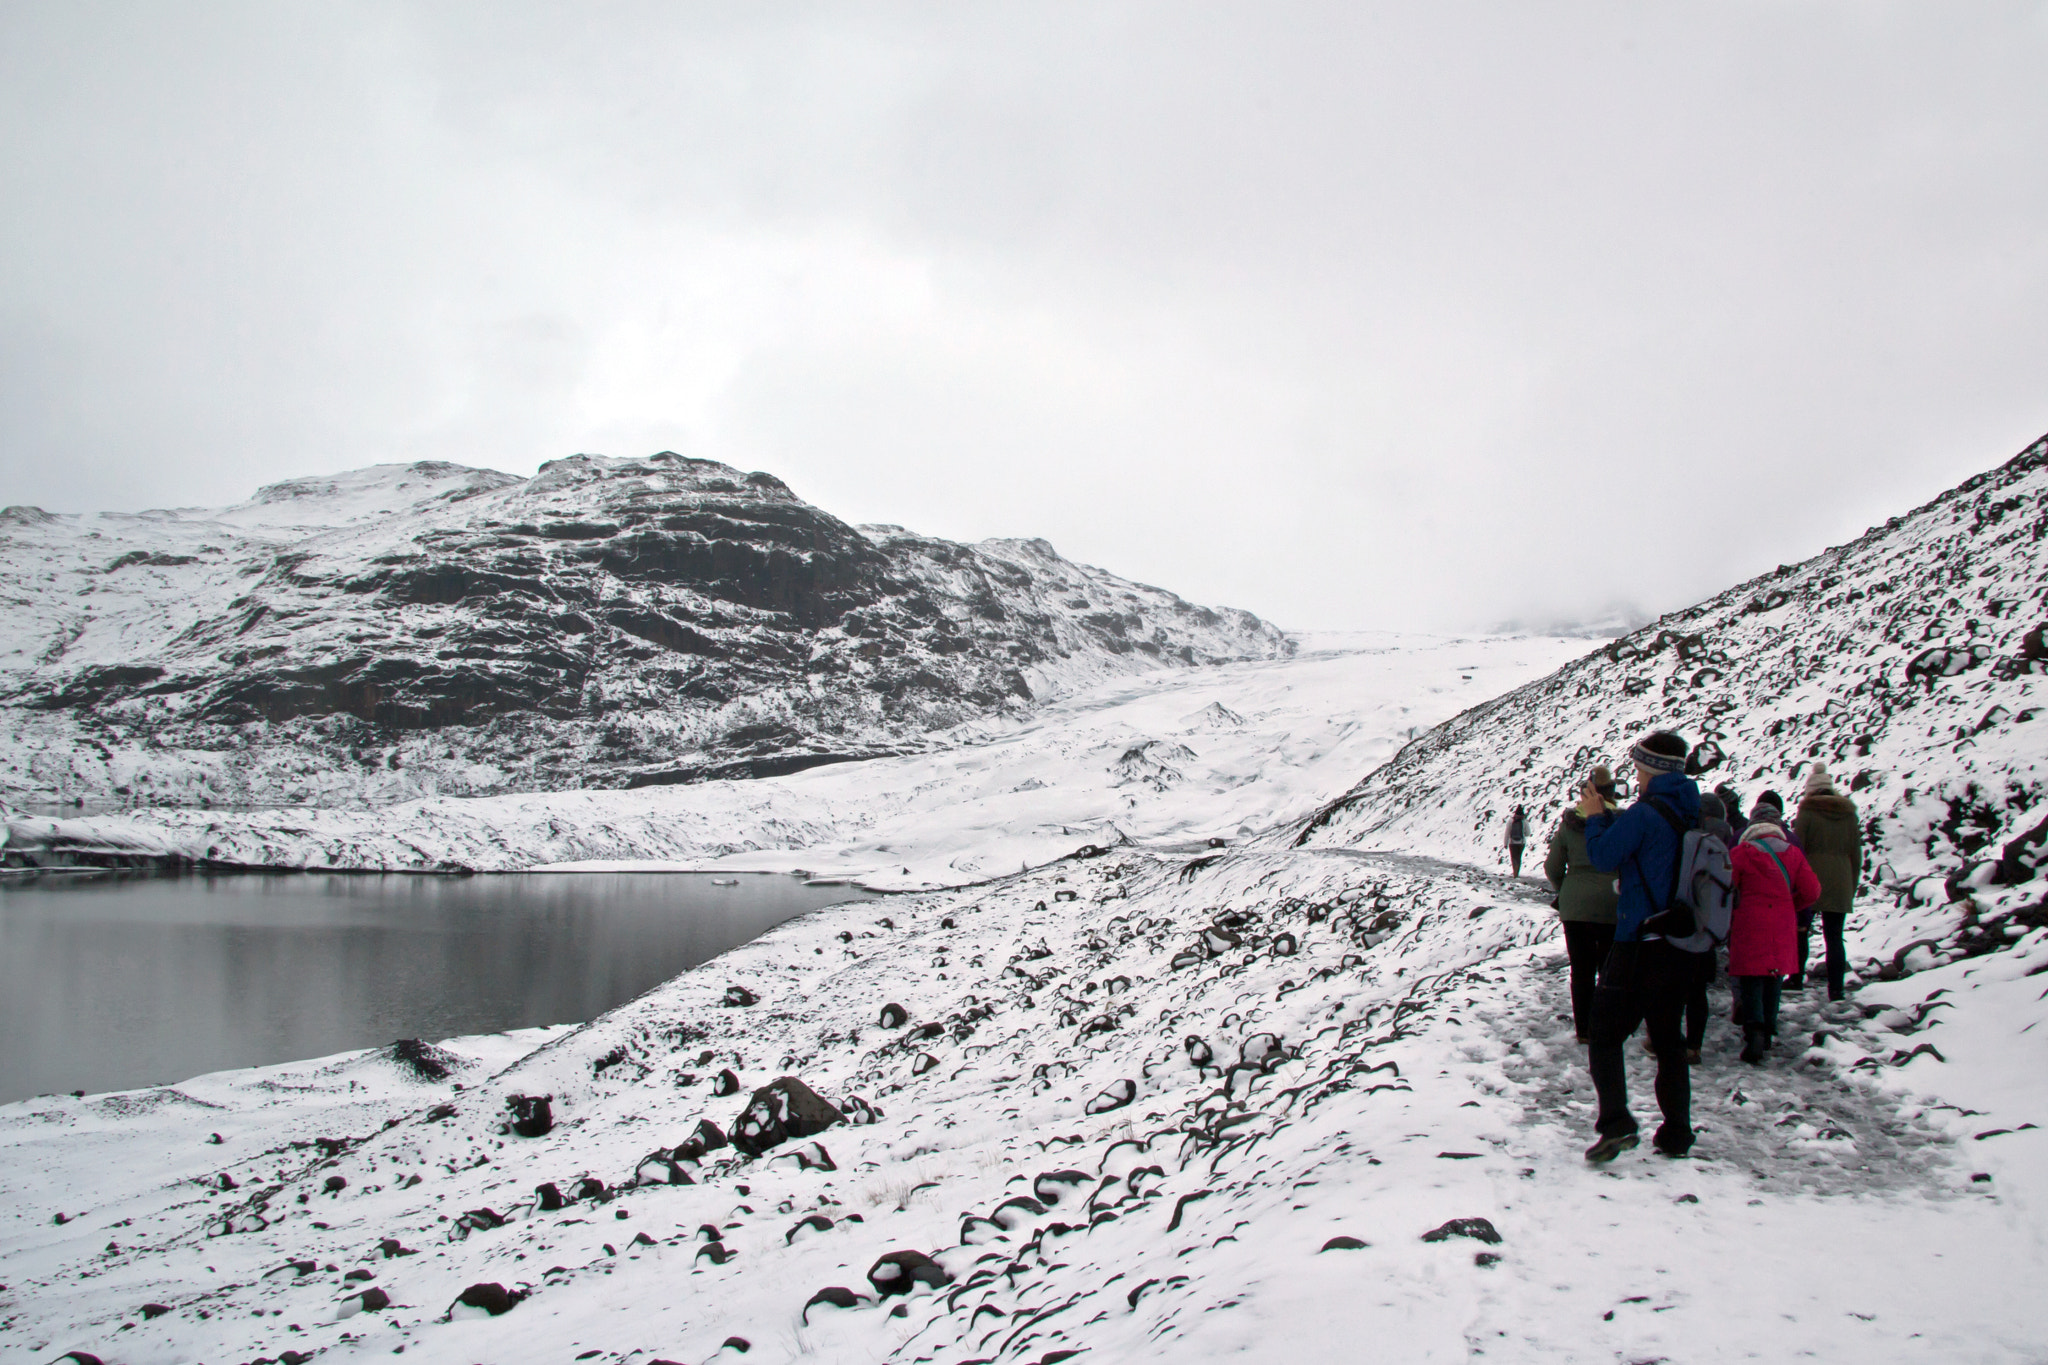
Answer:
xmin=1792 ymin=763 xmax=1861 ymax=1000
xmin=1547 ymin=765 xmax=1621 ymax=1042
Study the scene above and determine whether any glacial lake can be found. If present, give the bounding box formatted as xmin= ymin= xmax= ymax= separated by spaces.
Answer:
xmin=0 ymin=871 xmax=873 ymax=1105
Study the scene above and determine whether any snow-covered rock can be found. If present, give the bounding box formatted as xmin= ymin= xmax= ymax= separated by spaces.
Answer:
xmin=0 ymin=454 xmax=1289 ymax=809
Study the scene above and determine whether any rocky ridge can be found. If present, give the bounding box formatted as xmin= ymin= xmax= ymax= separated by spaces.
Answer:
xmin=0 ymin=455 xmax=1289 ymax=807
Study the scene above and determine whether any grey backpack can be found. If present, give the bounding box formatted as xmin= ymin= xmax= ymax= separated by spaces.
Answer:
xmin=1638 ymin=797 xmax=1735 ymax=953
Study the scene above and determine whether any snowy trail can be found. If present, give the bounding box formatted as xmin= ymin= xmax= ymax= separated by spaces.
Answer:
xmin=4 ymin=843 xmax=2041 ymax=1363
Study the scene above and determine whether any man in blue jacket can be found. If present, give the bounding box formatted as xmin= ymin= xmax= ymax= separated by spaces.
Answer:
xmin=1578 ymin=730 xmax=1701 ymax=1162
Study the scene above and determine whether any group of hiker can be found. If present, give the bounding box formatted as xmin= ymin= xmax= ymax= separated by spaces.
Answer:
xmin=1504 ymin=731 xmax=1864 ymax=1163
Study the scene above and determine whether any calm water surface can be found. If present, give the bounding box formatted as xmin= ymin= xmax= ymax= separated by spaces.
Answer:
xmin=0 ymin=871 xmax=872 ymax=1104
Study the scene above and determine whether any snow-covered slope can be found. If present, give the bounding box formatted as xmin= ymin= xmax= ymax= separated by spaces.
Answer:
xmin=1298 ymin=433 xmax=2048 ymax=937
xmin=0 ymin=455 xmax=1289 ymax=808
xmin=4 ymin=632 xmax=1588 ymax=884
xmin=5 ymin=846 xmax=2043 ymax=1363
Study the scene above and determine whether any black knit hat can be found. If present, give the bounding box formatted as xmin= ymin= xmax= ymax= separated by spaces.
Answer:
xmin=1756 ymin=789 xmax=1785 ymax=812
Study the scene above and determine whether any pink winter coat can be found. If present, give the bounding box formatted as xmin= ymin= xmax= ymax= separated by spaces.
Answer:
xmin=1727 ymin=828 xmax=1822 ymax=977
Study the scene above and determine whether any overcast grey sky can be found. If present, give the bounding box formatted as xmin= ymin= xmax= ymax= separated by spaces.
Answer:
xmin=3 ymin=3 xmax=2044 ymax=632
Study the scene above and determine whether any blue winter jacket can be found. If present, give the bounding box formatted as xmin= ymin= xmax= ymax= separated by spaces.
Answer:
xmin=1583 ymin=771 xmax=1702 ymax=942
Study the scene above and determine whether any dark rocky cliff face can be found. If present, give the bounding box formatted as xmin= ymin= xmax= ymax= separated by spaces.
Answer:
xmin=0 ymin=454 xmax=1291 ymax=804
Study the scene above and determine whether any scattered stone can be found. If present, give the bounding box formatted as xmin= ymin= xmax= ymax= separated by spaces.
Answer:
xmin=697 ymin=1242 xmax=734 ymax=1265
xmin=323 ymin=1176 xmax=347 ymax=1193
xmin=385 ymin=1038 xmax=456 ymax=1081
xmin=505 ymin=1094 xmax=553 ymax=1138
xmin=769 ymin=1141 xmax=837 ymax=1172
xmin=452 ymin=1282 xmax=525 ymax=1316
xmin=839 ymin=1095 xmax=882 ymax=1125
xmin=424 ymin=1103 xmax=457 ymax=1122
xmin=802 ymin=1286 xmax=863 ymax=1322
xmin=991 ymin=1195 xmax=1046 ymax=1229
xmin=866 ymin=1249 xmax=952 ymax=1297
xmin=1085 ymin=1079 xmax=1136 ymax=1114
xmin=1421 ymin=1217 xmax=1502 ymax=1245
xmin=721 ymin=1337 xmax=751 ymax=1353
xmin=1320 ymin=1235 xmax=1369 ymax=1251
xmin=911 ymin=1052 xmax=940 ymax=1076
xmin=1271 ymin=932 xmax=1299 ymax=957
xmin=634 ymin=1151 xmax=695 ymax=1186
xmin=356 ymin=1287 xmax=391 ymax=1312
xmin=879 ymin=1003 xmax=909 ymax=1029
xmin=345 ymin=1268 xmax=375 ymax=1282
xmin=724 ymin=985 xmax=759 ymax=1008
xmin=535 ymin=1183 xmax=565 ymax=1212
xmin=787 ymin=1214 xmax=834 ymax=1244
xmin=140 ymin=1303 xmax=171 ymax=1319
xmin=731 ymin=1077 xmax=846 ymax=1157
xmin=1475 ymin=1251 xmax=1502 ymax=1267
xmin=714 ymin=1069 xmax=742 ymax=1097
xmin=1032 ymin=1170 xmax=1091 ymax=1206
xmin=574 ymin=1177 xmax=608 ymax=1201
xmin=675 ymin=1118 xmax=728 ymax=1160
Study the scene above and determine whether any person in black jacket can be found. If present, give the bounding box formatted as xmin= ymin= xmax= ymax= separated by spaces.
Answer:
xmin=1506 ymin=805 xmax=1528 ymax=877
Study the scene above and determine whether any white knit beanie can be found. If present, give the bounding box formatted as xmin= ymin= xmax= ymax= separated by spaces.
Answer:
xmin=1803 ymin=763 xmax=1836 ymax=798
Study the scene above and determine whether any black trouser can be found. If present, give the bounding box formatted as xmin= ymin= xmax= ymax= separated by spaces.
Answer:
xmin=1561 ymin=920 xmax=1615 ymax=1040
xmin=1509 ymin=845 xmax=1524 ymax=876
xmin=1588 ymin=939 xmax=1696 ymax=1149
xmin=1795 ymin=910 xmax=1849 ymax=999
xmin=1734 ymin=974 xmax=1782 ymax=1035
xmin=1683 ymin=949 xmax=1715 ymax=1051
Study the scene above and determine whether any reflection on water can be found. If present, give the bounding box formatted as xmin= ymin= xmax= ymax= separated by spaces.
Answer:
xmin=0 ymin=872 xmax=872 ymax=1104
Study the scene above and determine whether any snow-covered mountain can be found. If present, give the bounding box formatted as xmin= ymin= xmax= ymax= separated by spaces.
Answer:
xmin=5 ymin=443 xmax=2048 ymax=1362
xmin=1297 ymin=434 xmax=2048 ymax=916
xmin=0 ymin=455 xmax=1289 ymax=807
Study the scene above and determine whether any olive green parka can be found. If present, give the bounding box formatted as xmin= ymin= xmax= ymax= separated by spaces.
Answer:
xmin=1545 ymin=807 xmax=1619 ymax=924
xmin=1793 ymin=791 xmax=1863 ymax=917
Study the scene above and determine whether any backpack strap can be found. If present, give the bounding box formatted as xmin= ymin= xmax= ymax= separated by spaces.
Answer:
xmin=1756 ymin=842 xmax=1794 ymax=895
xmin=1640 ymin=796 xmax=1693 ymax=912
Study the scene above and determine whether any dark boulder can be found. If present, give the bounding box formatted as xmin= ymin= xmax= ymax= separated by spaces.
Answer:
xmin=452 ymin=1282 xmax=525 ymax=1316
xmin=713 ymin=1068 xmax=742 ymax=1097
xmin=140 ymin=1303 xmax=172 ymax=1319
xmin=1421 ymin=1217 xmax=1502 ymax=1245
xmin=878 ymin=1002 xmax=908 ymax=1028
xmin=802 ymin=1286 xmax=863 ymax=1323
xmin=1320 ymin=1235 xmax=1368 ymax=1251
xmin=357 ymin=1287 xmax=392 ymax=1312
xmin=535 ymin=1182 xmax=565 ymax=1212
xmin=674 ymin=1118 xmax=728 ymax=1160
xmin=724 ymin=985 xmax=759 ymax=1007
xmin=866 ymin=1249 xmax=952 ymax=1297
xmin=505 ymin=1093 xmax=554 ymax=1138
xmin=730 ymin=1077 xmax=844 ymax=1157
xmin=1085 ymin=1079 xmax=1136 ymax=1115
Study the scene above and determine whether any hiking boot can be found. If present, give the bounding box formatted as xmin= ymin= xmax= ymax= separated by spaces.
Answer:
xmin=1740 ymin=1027 xmax=1766 ymax=1065
xmin=1685 ymin=1048 xmax=1702 ymax=1065
xmin=1584 ymin=1131 xmax=1640 ymax=1164
xmin=1782 ymin=973 xmax=1805 ymax=992
xmin=1651 ymin=1129 xmax=1693 ymax=1158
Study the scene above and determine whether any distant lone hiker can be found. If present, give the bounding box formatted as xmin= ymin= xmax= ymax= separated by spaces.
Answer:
xmin=1579 ymin=730 xmax=1702 ymax=1163
xmin=1792 ymin=763 xmax=1861 ymax=999
xmin=1546 ymin=767 xmax=1619 ymax=1043
xmin=1506 ymin=805 xmax=1528 ymax=877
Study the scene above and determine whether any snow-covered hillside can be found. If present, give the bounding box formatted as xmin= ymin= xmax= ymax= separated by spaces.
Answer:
xmin=6 ymin=441 xmax=2048 ymax=1362
xmin=5 ymin=845 xmax=2043 ymax=1363
xmin=0 ymin=455 xmax=1288 ymax=808
xmin=1299 ymin=434 xmax=2048 ymax=925
xmin=3 ymin=632 xmax=1588 ymax=884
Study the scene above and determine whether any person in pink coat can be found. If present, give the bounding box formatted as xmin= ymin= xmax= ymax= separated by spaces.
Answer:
xmin=1727 ymin=817 xmax=1822 ymax=1063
